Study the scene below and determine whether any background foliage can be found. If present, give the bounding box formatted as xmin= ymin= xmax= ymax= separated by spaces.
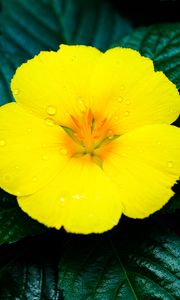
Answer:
xmin=0 ymin=0 xmax=179 ymax=299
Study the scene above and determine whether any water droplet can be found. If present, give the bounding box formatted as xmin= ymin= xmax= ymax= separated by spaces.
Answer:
xmin=112 ymin=220 xmax=117 ymax=225
xmin=59 ymin=196 xmax=65 ymax=203
xmin=124 ymin=111 xmax=129 ymax=117
xmin=60 ymin=148 xmax=68 ymax=155
xmin=32 ymin=176 xmax=37 ymax=182
xmin=72 ymin=194 xmax=83 ymax=200
xmin=167 ymin=161 xmax=173 ymax=168
xmin=105 ymin=177 xmax=110 ymax=182
xmin=47 ymin=105 xmax=57 ymax=116
xmin=89 ymin=213 xmax=94 ymax=218
xmin=78 ymin=98 xmax=86 ymax=112
xmin=117 ymin=96 xmax=123 ymax=103
xmin=45 ymin=118 xmax=54 ymax=126
xmin=42 ymin=154 xmax=48 ymax=161
xmin=71 ymin=55 xmax=77 ymax=62
xmin=4 ymin=174 xmax=10 ymax=181
xmin=107 ymin=130 xmax=114 ymax=139
xmin=42 ymin=143 xmax=46 ymax=148
xmin=0 ymin=140 xmax=5 ymax=146
xmin=14 ymin=89 xmax=19 ymax=95
xmin=119 ymin=85 xmax=125 ymax=91
xmin=125 ymin=99 xmax=131 ymax=105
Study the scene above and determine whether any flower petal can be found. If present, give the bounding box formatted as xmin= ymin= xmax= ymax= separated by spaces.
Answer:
xmin=18 ymin=156 xmax=122 ymax=234
xmin=103 ymin=124 xmax=180 ymax=218
xmin=0 ymin=103 xmax=69 ymax=196
xmin=90 ymin=47 xmax=180 ymax=133
xmin=11 ymin=45 xmax=102 ymax=125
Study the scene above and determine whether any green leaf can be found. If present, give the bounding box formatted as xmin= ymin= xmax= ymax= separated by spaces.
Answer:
xmin=58 ymin=223 xmax=180 ymax=300
xmin=113 ymin=23 xmax=180 ymax=88
xmin=0 ymin=235 xmax=64 ymax=299
xmin=0 ymin=189 xmax=45 ymax=245
xmin=0 ymin=52 xmax=27 ymax=106
xmin=0 ymin=0 xmax=132 ymax=61
xmin=52 ymin=0 xmax=132 ymax=51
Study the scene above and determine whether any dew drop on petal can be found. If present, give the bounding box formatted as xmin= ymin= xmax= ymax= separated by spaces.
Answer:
xmin=117 ymin=96 xmax=123 ymax=103
xmin=45 ymin=118 xmax=54 ymax=126
xmin=107 ymin=130 xmax=114 ymax=139
xmin=89 ymin=213 xmax=94 ymax=219
xmin=42 ymin=143 xmax=46 ymax=148
xmin=42 ymin=154 xmax=49 ymax=161
xmin=59 ymin=196 xmax=65 ymax=203
xmin=78 ymin=98 xmax=86 ymax=112
xmin=60 ymin=148 xmax=68 ymax=155
xmin=124 ymin=111 xmax=129 ymax=117
xmin=47 ymin=105 xmax=57 ymax=116
xmin=14 ymin=89 xmax=19 ymax=95
xmin=167 ymin=161 xmax=173 ymax=168
xmin=125 ymin=99 xmax=131 ymax=105
xmin=0 ymin=140 xmax=5 ymax=146
xmin=112 ymin=220 xmax=117 ymax=225
xmin=4 ymin=174 xmax=10 ymax=181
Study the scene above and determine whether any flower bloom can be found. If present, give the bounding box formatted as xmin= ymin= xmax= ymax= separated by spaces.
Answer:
xmin=0 ymin=45 xmax=180 ymax=234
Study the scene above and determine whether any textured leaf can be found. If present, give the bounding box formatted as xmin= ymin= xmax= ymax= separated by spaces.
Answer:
xmin=0 ymin=0 xmax=132 ymax=60
xmin=0 ymin=52 xmax=27 ymax=105
xmin=0 ymin=235 xmax=64 ymax=299
xmin=52 ymin=0 xmax=132 ymax=50
xmin=113 ymin=23 xmax=180 ymax=88
xmin=0 ymin=189 xmax=45 ymax=245
xmin=59 ymin=223 xmax=180 ymax=300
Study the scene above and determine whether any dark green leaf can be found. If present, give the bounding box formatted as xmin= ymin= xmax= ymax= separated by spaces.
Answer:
xmin=0 ymin=234 xmax=64 ymax=299
xmin=52 ymin=0 xmax=132 ymax=50
xmin=0 ymin=189 xmax=45 ymax=245
xmin=113 ymin=23 xmax=180 ymax=88
xmin=59 ymin=223 xmax=180 ymax=300
xmin=0 ymin=52 xmax=27 ymax=105
xmin=0 ymin=0 xmax=132 ymax=61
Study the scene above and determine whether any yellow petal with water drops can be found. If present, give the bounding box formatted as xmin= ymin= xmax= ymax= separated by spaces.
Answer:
xmin=90 ymin=47 xmax=180 ymax=134
xmin=103 ymin=124 xmax=180 ymax=218
xmin=17 ymin=155 xmax=122 ymax=234
xmin=0 ymin=103 xmax=70 ymax=196
xmin=11 ymin=45 xmax=102 ymax=125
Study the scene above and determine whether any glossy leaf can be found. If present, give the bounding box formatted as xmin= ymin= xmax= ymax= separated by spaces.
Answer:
xmin=59 ymin=223 xmax=180 ymax=300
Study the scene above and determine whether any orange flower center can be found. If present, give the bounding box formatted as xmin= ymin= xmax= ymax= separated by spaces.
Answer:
xmin=61 ymin=109 xmax=119 ymax=165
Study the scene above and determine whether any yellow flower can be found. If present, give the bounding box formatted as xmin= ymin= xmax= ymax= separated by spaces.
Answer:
xmin=0 ymin=45 xmax=180 ymax=234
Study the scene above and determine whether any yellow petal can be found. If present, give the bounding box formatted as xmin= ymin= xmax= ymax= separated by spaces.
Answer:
xmin=11 ymin=45 xmax=102 ymax=125
xmin=103 ymin=124 xmax=180 ymax=218
xmin=0 ymin=103 xmax=69 ymax=196
xmin=90 ymin=47 xmax=180 ymax=134
xmin=18 ymin=155 xmax=122 ymax=234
